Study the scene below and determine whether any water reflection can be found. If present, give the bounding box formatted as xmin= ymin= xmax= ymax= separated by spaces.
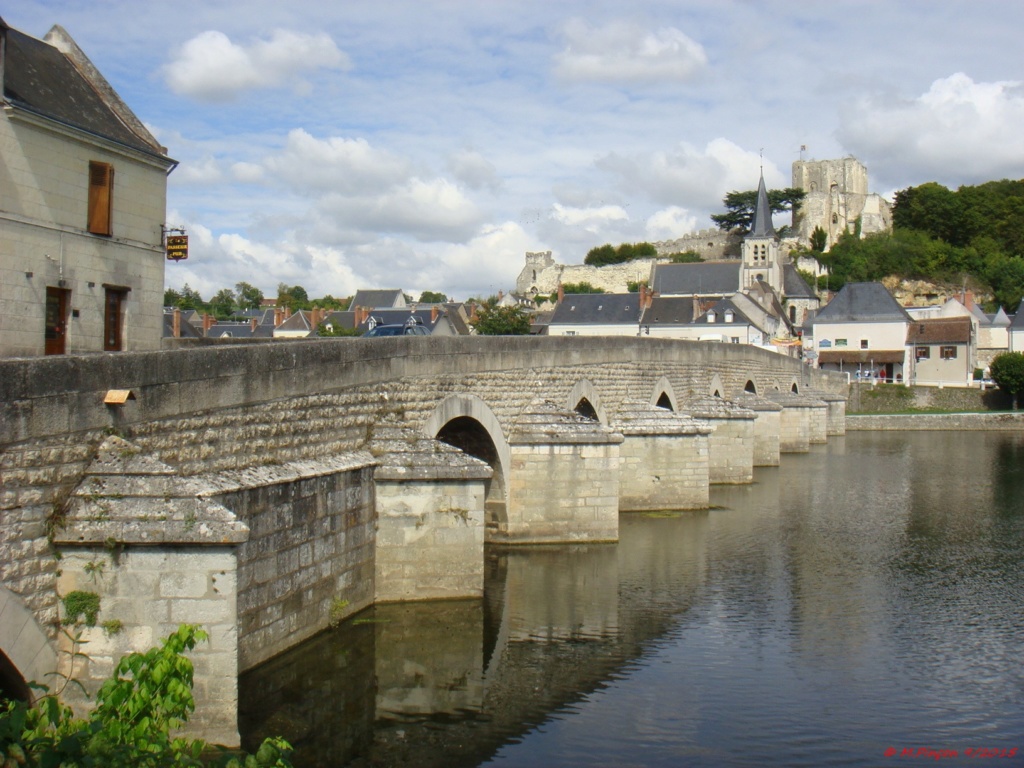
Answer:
xmin=240 ymin=432 xmax=1024 ymax=767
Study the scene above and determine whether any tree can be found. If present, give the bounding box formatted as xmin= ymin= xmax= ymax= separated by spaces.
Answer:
xmin=174 ymin=284 xmax=204 ymax=311
xmin=561 ymin=282 xmax=604 ymax=294
xmin=989 ymin=352 xmax=1024 ymax=409
xmin=584 ymin=242 xmax=658 ymax=266
xmin=471 ymin=304 xmax=530 ymax=335
xmin=667 ymin=250 xmax=703 ymax=263
xmin=810 ymin=226 xmax=828 ymax=253
xmin=210 ymin=288 xmax=236 ymax=318
xmin=163 ymin=288 xmax=181 ymax=307
xmin=276 ymin=284 xmax=310 ymax=312
xmin=0 ymin=625 xmax=294 ymax=767
xmin=711 ymin=188 xmax=806 ymax=235
xmin=418 ymin=291 xmax=447 ymax=303
xmin=235 ymin=282 xmax=264 ymax=310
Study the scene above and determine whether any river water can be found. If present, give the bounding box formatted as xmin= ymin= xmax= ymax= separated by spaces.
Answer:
xmin=239 ymin=431 xmax=1024 ymax=767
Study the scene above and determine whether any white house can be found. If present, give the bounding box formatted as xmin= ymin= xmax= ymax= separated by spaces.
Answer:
xmin=813 ymin=282 xmax=912 ymax=380
xmin=1 ymin=19 xmax=176 ymax=356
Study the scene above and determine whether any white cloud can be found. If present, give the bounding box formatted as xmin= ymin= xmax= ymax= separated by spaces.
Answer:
xmin=597 ymin=138 xmax=786 ymax=211
xmin=319 ymin=177 xmax=483 ymax=242
xmin=447 ymin=149 xmax=500 ymax=191
xmin=551 ymin=202 xmax=629 ymax=230
xmin=645 ymin=207 xmax=700 ymax=241
xmin=838 ymin=73 xmax=1024 ymax=185
xmin=164 ymin=29 xmax=349 ymax=101
xmin=554 ymin=19 xmax=707 ymax=84
xmin=265 ymin=129 xmax=411 ymax=195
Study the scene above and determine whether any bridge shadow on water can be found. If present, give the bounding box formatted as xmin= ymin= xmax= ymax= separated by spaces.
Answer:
xmin=238 ymin=511 xmax=712 ymax=768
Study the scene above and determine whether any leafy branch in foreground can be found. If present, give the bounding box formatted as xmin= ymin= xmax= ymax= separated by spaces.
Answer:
xmin=0 ymin=624 xmax=294 ymax=768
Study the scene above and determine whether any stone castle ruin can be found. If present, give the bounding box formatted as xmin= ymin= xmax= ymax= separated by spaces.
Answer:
xmin=516 ymin=157 xmax=891 ymax=297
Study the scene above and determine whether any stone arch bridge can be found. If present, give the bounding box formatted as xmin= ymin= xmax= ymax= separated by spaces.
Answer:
xmin=0 ymin=336 xmax=846 ymax=744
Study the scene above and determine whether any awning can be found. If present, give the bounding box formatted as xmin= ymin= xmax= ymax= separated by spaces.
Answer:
xmin=818 ymin=350 xmax=905 ymax=365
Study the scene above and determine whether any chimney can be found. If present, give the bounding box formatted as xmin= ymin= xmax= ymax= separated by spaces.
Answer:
xmin=250 ymin=316 xmax=258 ymax=332
xmin=202 ymin=313 xmax=215 ymax=334
xmin=557 ymin=283 xmax=564 ymax=303
xmin=431 ymin=305 xmax=439 ymax=323
xmin=355 ymin=306 xmax=369 ymax=326
xmin=638 ymin=283 xmax=647 ymax=309
xmin=172 ymin=308 xmax=181 ymax=338
xmin=964 ymin=291 xmax=974 ymax=309
xmin=284 ymin=307 xmax=292 ymax=320
xmin=274 ymin=308 xmax=283 ymax=327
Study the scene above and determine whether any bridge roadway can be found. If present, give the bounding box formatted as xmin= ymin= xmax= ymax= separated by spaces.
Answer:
xmin=0 ymin=336 xmax=846 ymax=745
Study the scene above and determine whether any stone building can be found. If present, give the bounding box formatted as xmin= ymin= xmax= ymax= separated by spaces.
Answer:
xmin=791 ymin=156 xmax=892 ymax=248
xmin=0 ymin=18 xmax=176 ymax=357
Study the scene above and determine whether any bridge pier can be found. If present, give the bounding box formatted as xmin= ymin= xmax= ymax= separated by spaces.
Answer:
xmin=735 ymin=393 xmax=783 ymax=466
xmin=615 ymin=401 xmax=712 ymax=511
xmin=502 ymin=401 xmax=623 ymax=544
xmin=372 ymin=426 xmax=491 ymax=603
xmin=683 ymin=396 xmax=756 ymax=484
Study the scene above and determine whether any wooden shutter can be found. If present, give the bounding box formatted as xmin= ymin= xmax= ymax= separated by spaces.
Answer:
xmin=88 ymin=161 xmax=114 ymax=235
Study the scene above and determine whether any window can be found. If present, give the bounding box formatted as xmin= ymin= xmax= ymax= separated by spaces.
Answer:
xmin=835 ymin=338 xmax=848 ymax=347
xmin=707 ymin=311 xmax=716 ymax=323
xmin=103 ymin=286 xmax=129 ymax=351
xmin=731 ymin=337 xmax=740 ymax=344
xmin=941 ymin=346 xmax=957 ymax=360
xmin=724 ymin=310 xmax=734 ymax=323
xmin=88 ymin=161 xmax=114 ymax=235
xmin=916 ymin=346 xmax=930 ymax=360
xmin=860 ymin=339 xmax=869 ymax=349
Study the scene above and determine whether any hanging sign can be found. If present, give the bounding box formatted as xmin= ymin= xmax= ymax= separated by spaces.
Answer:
xmin=166 ymin=235 xmax=189 ymax=261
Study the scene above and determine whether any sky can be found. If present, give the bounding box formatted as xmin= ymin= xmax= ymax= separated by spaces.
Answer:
xmin=9 ymin=1 xmax=1024 ymax=302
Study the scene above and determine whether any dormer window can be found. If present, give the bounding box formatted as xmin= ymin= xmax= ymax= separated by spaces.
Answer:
xmin=707 ymin=311 xmax=716 ymax=323
xmin=724 ymin=310 xmax=734 ymax=323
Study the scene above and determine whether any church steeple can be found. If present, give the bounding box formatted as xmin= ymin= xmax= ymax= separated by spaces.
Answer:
xmin=750 ymin=171 xmax=776 ymax=239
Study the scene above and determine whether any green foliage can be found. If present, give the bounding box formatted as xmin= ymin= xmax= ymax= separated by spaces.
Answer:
xmin=471 ymin=304 xmax=531 ymax=335
xmin=62 ymin=591 xmax=101 ymax=627
xmin=0 ymin=625 xmax=295 ymax=768
xmin=418 ymin=290 xmax=447 ymax=303
xmin=626 ymin=281 xmax=647 ymax=293
xmin=328 ymin=598 xmax=350 ymax=628
xmin=710 ymin=187 xmax=806 ymax=234
xmin=810 ymin=226 xmax=828 ymax=252
xmin=560 ymin=282 xmax=604 ymax=294
xmin=210 ymin=289 xmax=236 ymax=320
xmin=667 ymin=250 xmax=703 ymax=263
xmin=989 ymin=352 xmax=1024 ymax=408
xmin=584 ymin=242 xmax=658 ymax=266
xmin=276 ymin=284 xmax=310 ymax=312
xmin=234 ymin=282 xmax=264 ymax=310
xmin=316 ymin=322 xmax=361 ymax=337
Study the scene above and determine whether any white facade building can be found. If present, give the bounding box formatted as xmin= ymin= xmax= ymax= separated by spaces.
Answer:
xmin=1 ymin=19 xmax=176 ymax=357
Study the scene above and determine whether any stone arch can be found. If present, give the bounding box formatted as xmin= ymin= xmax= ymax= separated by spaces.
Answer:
xmin=649 ymin=376 xmax=679 ymax=411
xmin=791 ymin=382 xmax=800 ymax=394
xmin=0 ymin=586 xmax=56 ymax=703
xmin=423 ymin=394 xmax=512 ymax=527
xmin=566 ymin=379 xmax=608 ymax=424
xmin=744 ymin=380 xmax=757 ymax=395
xmin=709 ymin=373 xmax=726 ymax=398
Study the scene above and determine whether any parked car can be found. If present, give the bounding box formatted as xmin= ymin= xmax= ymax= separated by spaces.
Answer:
xmin=363 ymin=322 xmax=430 ymax=337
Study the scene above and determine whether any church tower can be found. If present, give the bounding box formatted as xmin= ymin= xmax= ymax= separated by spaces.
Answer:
xmin=740 ymin=172 xmax=783 ymax=292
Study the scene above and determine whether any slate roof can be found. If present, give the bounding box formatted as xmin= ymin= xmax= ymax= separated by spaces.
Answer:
xmin=549 ymin=293 xmax=642 ymax=325
xmin=814 ymin=282 xmax=912 ymax=323
xmin=905 ymin=317 xmax=972 ymax=345
xmin=348 ymin=289 xmax=405 ymax=310
xmin=640 ymin=296 xmax=698 ymax=326
xmin=2 ymin=21 xmax=166 ymax=159
xmin=782 ymin=264 xmax=818 ymax=299
xmin=650 ymin=262 xmax=741 ymax=296
xmin=1011 ymin=307 xmax=1024 ymax=329
xmin=695 ymin=297 xmax=756 ymax=327
xmin=749 ymin=172 xmax=777 ymax=239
